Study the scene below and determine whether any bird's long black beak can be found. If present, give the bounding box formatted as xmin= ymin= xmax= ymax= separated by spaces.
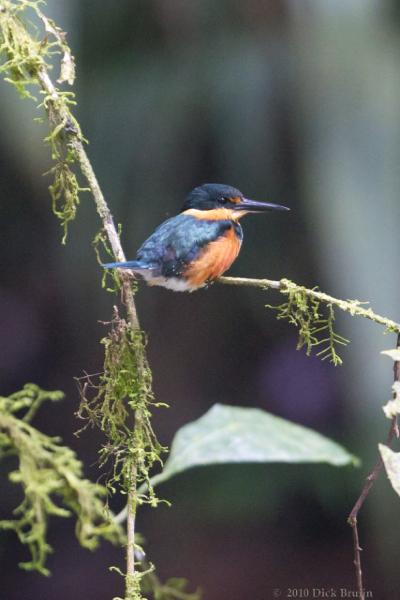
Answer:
xmin=234 ymin=198 xmax=290 ymax=213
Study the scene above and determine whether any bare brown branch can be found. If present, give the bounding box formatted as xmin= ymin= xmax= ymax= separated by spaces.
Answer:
xmin=347 ymin=332 xmax=400 ymax=599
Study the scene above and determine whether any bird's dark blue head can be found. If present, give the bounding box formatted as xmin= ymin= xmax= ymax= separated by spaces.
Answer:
xmin=181 ymin=183 xmax=289 ymax=215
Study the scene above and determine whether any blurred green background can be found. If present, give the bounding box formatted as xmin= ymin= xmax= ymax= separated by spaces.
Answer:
xmin=1 ymin=1 xmax=400 ymax=599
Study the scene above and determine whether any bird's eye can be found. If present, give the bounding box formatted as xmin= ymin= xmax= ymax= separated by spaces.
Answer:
xmin=220 ymin=197 xmax=230 ymax=204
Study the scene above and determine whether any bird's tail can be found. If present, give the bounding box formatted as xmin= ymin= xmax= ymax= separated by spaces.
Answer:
xmin=102 ymin=260 xmax=149 ymax=271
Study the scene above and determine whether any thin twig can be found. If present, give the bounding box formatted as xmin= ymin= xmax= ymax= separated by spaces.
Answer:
xmin=218 ymin=276 xmax=400 ymax=332
xmin=36 ymin=64 xmax=142 ymax=596
xmin=347 ymin=332 xmax=400 ymax=599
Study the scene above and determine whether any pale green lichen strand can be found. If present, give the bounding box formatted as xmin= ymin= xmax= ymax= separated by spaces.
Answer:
xmin=267 ymin=282 xmax=350 ymax=366
xmin=0 ymin=384 xmax=124 ymax=575
xmin=76 ymin=310 xmax=168 ymax=599
xmin=76 ymin=310 xmax=166 ymax=508
xmin=220 ymin=276 xmax=400 ymax=366
xmin=0 ymin=0 xmax=86 ymax=242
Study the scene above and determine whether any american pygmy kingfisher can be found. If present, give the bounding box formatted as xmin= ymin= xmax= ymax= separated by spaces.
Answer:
xmin=103 ymin=183 xmax=289 ymax=292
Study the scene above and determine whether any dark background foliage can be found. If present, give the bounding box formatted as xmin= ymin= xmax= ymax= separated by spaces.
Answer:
xmin=1 ymin=1 xmax=400 ymax=599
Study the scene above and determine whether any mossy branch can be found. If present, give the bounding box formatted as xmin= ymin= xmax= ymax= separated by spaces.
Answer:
xmin=219 ymin=276 xmax=400 ymax=365
xmin=0 ymin=0 xmax=87 ymax=243
xmin=4 ymin=3 xmax=397 ymax=599
xmin=0 ymin=3 xmax=150 ymax=597
xmin=0 ymin=384 xmax=124 ymax=575
xmin=76 ymin=308 xmax=166 ymax=508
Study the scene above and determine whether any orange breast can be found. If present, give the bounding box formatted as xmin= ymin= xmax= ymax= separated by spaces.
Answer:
xmin=184 ymin=226 xmax=242 ymax=289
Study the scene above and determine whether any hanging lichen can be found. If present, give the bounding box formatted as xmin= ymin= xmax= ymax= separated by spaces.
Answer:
xmin=267 ymin=280 xmax=350 ymax=366
xmin=0 ymin=383 xmax=124 ymax=575
xmin=76 ymin=308 xmax=167 ymax=507
xmin=0 ymin=0 xmax=87 ymax=242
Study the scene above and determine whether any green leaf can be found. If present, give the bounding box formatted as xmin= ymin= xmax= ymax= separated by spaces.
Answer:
xmin=150 ymin=404 xmax=359 ymax=488
xmin=379 ymin=444 xmax=400 ymax=497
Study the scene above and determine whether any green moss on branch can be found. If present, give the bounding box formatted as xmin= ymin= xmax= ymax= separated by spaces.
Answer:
xmin=76 ymin=309 xmax=166 ymax=506
xmin=0 ymin=0 xmax=86 ymax=242
xmin=0 ymin=384 xmax=124 ymax=575
xmin=219 ymin=276 xmax=400 ymax=365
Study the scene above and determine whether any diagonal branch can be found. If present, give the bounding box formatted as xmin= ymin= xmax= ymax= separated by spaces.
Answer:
xmin=347 ymin=333 xmax=400 ymax=600
xmin=36 ymin=67 xmax=140 ymax=331
xmin=35 ymin=39 xmax=142 ymax=600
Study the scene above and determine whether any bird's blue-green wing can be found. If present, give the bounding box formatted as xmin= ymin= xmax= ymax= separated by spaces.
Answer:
xmin=136 ymin=214 xmax=236 ymax=277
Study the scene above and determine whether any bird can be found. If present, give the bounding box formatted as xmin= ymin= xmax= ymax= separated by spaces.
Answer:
xmin=102 ymin=183 xmax=289 ymax=292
